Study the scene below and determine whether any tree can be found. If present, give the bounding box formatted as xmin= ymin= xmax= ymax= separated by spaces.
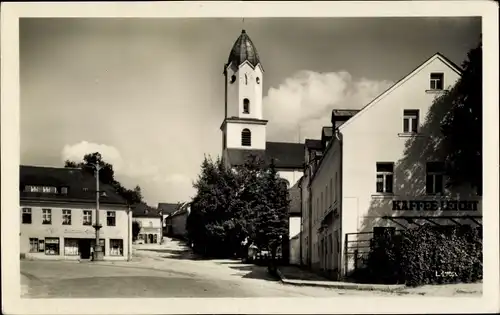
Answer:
xmin=132 ymin=221 xmax=141 ymax=241
xmin=188 ymin=155 xmax=290 ymax=260
xmin=252 ymin=159 xmax=290 ymax=264
xmin=64 ymin=152 xmax=143 ymax=206
xmin=188 ymin=156 xmax=241 ymax=257
xmin=441 ymin=41 xmax=482 ymax=194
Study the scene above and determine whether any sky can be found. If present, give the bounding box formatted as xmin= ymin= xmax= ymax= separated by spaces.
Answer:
xmin=19 ymin=17 xmax=481 ymax=206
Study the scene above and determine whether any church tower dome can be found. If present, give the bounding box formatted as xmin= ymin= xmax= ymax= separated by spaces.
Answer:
xmin=227 ymin=30 xmax=262 ymax=72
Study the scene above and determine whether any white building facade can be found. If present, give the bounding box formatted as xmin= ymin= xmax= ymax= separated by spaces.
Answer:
xmin=305 ymin=53 xmax=482 ymax=279
xmin=20 ymin=166 xmax=132 ymax=261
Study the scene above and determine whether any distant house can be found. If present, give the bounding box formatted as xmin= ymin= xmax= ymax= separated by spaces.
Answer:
xmin=287 ymin=180 xmax=302 ymax=265
xmin=157 ymin=202 xmax=181 ymax=234
xmin=165 ymin=202 xmax=191 ymax=239
xmin=132 ymin=203 xmax=163 ymax=244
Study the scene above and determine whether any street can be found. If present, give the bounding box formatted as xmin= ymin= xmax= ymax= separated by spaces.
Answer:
xmin=21 ymin=238 xmax=394 ymax=298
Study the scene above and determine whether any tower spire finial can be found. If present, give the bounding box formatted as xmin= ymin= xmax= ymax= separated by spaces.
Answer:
xmin=242 ymin=17 xmax=245 ymax=32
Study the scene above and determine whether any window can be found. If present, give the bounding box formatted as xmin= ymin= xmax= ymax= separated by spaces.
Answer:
xmin=83 ymin=210 xmax=92 ymax=225
xmin=243 ymin=98 xmax=250 ymax=114
xmin=241 ymin=129 xmax=251 ymax=146
xmin=149 ymin=221 xmax=153 ymax=227
xmin=107 ymin=211 xmax=116 ymax=226
xmin=320 ymin=191 xmax=324 ymax=215
xmin=316 ymin=198 xmax=319 ymax=222
xmin=256 ymin=77 xmax=260 ymax=84
xmin=426 ymin=162 xmax=444 ymax=195
xmin=64 ymin=238 xmax=79 ymax=256
xmin=230 ymin=75 xmax=236 ymax=84
xmin=334 ymin=172 xmax=338 ymax=202
xmin=325 ymin=184 xmax=329 ymax=208
xmin=61 ymin=187 xmax=68 ymax=195
xmin=110 ymin=239 xmax=124 ymax=256
xmin=376 ymin=162 xmax=394 ymax=194
xmin=430 ymin=73 xmax=444 ymax=90
xmin=403 ymin=110 xmax=419 ymax=133
xmin=153 ymin=234 xmax=158 ymax=243
xmin=42 ymin=209 xmax=52 ymax=224
xmin=329 ymin=178 xmax=333 ymax=205
xmin=45 ymin=238 xmax=60 ymax=255
xmin=245 ymin=74 xmax=248 ymax=85
xmin=22 ymin=208 xmax=32 ymax=224
xmin=62 ymin=209 xmax=72 ymax=225
xmin=335 ymin=231 xmax=340 ymax=253
xmin=29 ymin=238 xmax=39 ymax=253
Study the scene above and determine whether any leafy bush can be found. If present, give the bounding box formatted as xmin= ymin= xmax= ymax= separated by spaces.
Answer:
xmin=366 ymin=231 xmax=404 ymax=284
xmin=365 ymin=224 xmax=482 ymax=287
xmin=400 ymin=225 xmax=482 ymax=287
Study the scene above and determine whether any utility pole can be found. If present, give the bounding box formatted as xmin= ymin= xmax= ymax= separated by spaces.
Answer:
xmin=92 ymin=163 xmax=104 ymax=261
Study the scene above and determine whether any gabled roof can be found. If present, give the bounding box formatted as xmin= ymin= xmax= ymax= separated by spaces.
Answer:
xmin=332 ymin=109 xmax=360 ymax=117
xmin=20 ymin=165 xmax=128 ymax=206
xmin=157 ymin=202 xmax=180 ymax=215
xmin=226 ymin=141 xmax=305 ymax=169
xmin=132 ymin=202 xmax=162 ymax=218
xmin=338 ymin=52 xmax=463 ymax=132
xmin=169 ymin=202 xmax=191 ymax=218
xmin=266 ymin=141 xmax=305 ymax=169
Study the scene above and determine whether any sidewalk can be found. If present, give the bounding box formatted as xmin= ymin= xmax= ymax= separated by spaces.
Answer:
xmin=277 ymin=266 xmax=482 ymax=296
xmin=277 ymin=266 xmax=404 ymax=292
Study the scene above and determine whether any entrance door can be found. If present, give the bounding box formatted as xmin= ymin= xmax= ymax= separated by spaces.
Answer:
xmin=148 ymin=234 xmax=154 ymax=243
xmin=79 ymin=239 xmax=92 ymax=259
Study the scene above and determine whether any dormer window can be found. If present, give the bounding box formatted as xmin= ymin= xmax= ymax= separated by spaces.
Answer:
xmin=243 ymin=98 xmax=250 ymax=114
xmin=430 ymin=73 xmax=444 ymax=90
xmin=241 ymin=129 xmax=251 ymax=146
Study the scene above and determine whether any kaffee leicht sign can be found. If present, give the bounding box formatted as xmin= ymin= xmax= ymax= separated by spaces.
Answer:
xmin=392 ymin=200 xmax=479 ymax=211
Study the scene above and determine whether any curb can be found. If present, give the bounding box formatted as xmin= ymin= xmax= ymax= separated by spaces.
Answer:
xmin=276 ymin=268 xmax=406 ymax=293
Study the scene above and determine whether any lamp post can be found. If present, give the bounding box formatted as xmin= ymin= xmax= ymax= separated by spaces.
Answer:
xmin=89 ymin=162 xmax=104 ymax=261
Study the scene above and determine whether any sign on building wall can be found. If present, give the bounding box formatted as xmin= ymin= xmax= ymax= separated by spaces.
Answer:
xmin=392 ymin=200 xmax=479 ymax=211
xmin=25 ymin=185 xmax=59 ymax=193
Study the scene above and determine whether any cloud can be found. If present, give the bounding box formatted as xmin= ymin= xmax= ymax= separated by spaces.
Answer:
xmin=263 ymin=71 xmax=393 ymax=141
xmin=61 ymin=141 xmax=195 ymax=205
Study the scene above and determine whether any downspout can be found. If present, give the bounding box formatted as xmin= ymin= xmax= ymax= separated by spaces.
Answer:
xmin=127 ymin=205 xmax=132 ymax=261
xmin=298 ymin=178 xmax=303 ymax=266
xmin=335 ymin=130 xmax=344 ymax=279
xmin=307 ymin=179 xmax=313 ymax=268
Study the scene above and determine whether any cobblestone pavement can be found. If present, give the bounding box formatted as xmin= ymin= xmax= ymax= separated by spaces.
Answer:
xmin=21 ymin=238 xmax=476 ymax=298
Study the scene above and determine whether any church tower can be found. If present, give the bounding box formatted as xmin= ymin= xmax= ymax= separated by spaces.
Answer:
xmin=221 ymin=30 xmax=267 ymax=159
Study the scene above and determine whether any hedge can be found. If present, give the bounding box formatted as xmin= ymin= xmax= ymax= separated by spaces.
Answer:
xmin=365 ymin=224 xmax=482 ymax=287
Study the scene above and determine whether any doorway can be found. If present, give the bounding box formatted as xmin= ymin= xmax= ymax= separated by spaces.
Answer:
xmin=148 ymin=234 xmax=154 ymax=243
xmin=79 ymin=239 xmax=92 ymax=259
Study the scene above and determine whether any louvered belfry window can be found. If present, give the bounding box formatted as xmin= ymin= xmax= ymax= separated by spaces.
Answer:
xmin=241 ymin=129 xmax=251 ymax=146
